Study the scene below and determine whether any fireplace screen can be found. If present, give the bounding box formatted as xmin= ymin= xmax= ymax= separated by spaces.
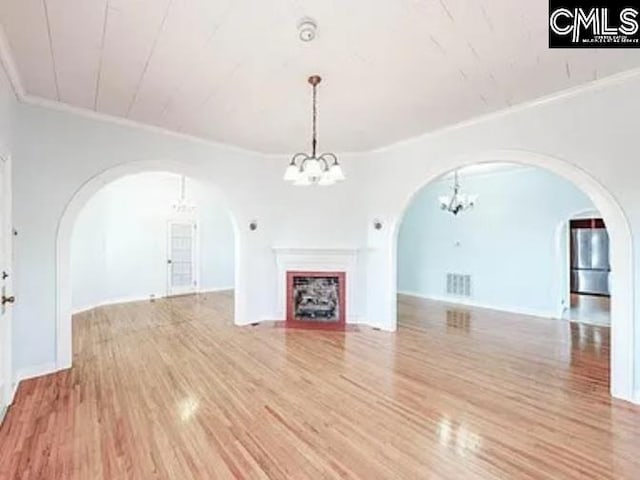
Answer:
xmin=287 ymin=272 xmax=346 ymax=324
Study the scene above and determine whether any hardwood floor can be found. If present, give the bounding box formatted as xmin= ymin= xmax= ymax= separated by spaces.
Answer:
xmin=568 ymin=293 xmax=611 ymax=326
xmin=1 ymin=291 xmax=639 ymax=479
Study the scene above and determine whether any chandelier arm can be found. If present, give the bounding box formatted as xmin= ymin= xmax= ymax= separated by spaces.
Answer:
xmin=298 ymin=153 xmax=313 ymax=169
xmin=291 ymin=152 xmax=310 ymax=166
xmin=319 ymin=152 xmax=338 ymax=165
xmin=317 ymin=154 xmax=334 ymax=170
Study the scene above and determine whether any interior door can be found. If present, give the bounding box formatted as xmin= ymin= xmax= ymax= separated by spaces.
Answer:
xmin=0 ymin=154 xmax=13 ymax=417
xmin=167 ymin=221 xmax=197 ymax=296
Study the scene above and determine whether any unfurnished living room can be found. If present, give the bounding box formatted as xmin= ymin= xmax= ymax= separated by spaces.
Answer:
xmin=0 ymin=1 xmax=640 ymax=479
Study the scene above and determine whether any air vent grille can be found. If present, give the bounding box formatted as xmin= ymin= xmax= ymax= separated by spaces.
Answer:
xmin=446 ymin=273 xmax=471 ymax=297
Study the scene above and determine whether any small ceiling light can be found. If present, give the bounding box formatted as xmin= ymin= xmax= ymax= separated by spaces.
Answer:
xmin=439 ymin=170 xmax=477 ymax=216
xmin=284 ymin=75 xmax=345 ymax=186
xmin=298 ymin=18 xmax=317 ymax=42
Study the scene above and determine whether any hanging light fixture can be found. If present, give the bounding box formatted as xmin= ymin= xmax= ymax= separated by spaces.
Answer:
xmin=439 ymin=170 xmax=477 ymax=215
xmin=172 ymin=175 xmax=197 ymax=215
xmin=283 ymin=75 xmax=345 ymax=186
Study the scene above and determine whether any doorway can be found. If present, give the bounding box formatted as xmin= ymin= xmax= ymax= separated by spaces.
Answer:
xmin=568 ymin=218 xmax=611 ymax=326
xmin=70 ymin=171 xmax=235 ymax=314
xmin=388 ymin=150 xmax=635 ymax=402
xmin=167 ymin=220 xmax=198 ymax=297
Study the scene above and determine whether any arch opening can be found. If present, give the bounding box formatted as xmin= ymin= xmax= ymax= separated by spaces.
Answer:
xmin=388 ymin=150 xmax=635 ymax=401
xmin=56 ymin=160 xmax=243 ymax=370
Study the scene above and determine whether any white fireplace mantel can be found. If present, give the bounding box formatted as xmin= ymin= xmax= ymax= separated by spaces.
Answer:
xmin=272 ymin=247 xmax=367 ymax=323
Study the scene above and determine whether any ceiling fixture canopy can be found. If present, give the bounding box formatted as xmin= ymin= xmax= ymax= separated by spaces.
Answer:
xmin=439 ymin=170 xmax=477 ymax=215
xmin=284 ymin=75 xmax=345 ymax=186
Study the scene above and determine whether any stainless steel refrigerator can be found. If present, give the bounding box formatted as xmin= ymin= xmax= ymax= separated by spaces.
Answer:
xmin=570 ymin=219 xmax=610 ymax=297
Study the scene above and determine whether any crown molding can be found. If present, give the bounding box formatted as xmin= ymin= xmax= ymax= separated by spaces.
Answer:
xmin=2 ymin=20 xmax=640 ymax=158
xmin=369 ymin=66 xmax=640 ymax=155
xmin=0 ymin=25 xmax=263 ymax=157
xmin=0 ymin=25 xmax=25 ymax=100
xmin=19 ymin=93 xmax=265 ymax=157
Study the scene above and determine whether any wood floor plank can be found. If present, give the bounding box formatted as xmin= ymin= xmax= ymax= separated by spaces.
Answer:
xmin=0 ymin=291 xmax=639 ymax=479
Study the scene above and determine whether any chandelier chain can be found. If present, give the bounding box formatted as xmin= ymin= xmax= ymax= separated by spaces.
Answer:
xmin=312 ymin=82 xmax=317 ymax=158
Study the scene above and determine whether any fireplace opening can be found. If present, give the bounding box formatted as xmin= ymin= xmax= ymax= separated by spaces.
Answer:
xmin=286 ymin=271 xmax=346 ymax=325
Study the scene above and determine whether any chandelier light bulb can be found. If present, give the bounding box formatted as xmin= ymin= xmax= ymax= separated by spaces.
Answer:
xmin=305 ymin=158 xmax=322 ymax=177
xmin=318 ymin=172 xmax=336 ymax=186
xmin=329 ymin=163 xmax=345 ymax=181
xmin=284 ymin=163 xmax=300 ymax=182
xmin=294 ymin=175 xmax=312 ymax=186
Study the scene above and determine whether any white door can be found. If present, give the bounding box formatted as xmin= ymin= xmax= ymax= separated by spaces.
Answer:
xmin=167 ymin=221 xmax=197 ymax=296
xmin=0 ymin=154 xmax=13 ymax=416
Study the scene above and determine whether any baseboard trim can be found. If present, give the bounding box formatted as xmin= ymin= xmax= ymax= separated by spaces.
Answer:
xmin=4 ymin=362 xmax=66 ymax=408
xmin=398 ymin=291 xmax=558 ymax=320
xmin=15 ymin=362 xmax=59 ymax=383
xmin=72 ymin=294 xmax=164 ymax=314
xmin=72 ymin=287 xmax=235 ymax=315
xmin=196 ymin=287 xmax=234 ymax=294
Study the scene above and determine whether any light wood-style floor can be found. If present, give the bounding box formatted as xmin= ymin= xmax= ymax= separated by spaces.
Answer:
xmin=1 ymin=292 xmax=639 ymax=479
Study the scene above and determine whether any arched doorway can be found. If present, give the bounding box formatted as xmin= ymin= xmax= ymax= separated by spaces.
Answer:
xmin=55 ymin=160 xmax=242 ymax=370
xmin=387 ymin=150 xmax=634 ymax=401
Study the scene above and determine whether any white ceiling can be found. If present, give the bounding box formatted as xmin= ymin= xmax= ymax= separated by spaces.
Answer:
xmin=2 ymin=0 xmax=640 ymax=153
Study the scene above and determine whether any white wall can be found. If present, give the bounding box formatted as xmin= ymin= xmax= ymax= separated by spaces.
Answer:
xmin=71 ymin=172 xmax=235 ymax=312
xmin=360 ymin=73 xmax=640 ymax=402
xmin=6 ymin=62 xmax=640 ymax=401
xmin=10 ymin=100 xmax=365 ymax=375
xmin=398 ymin=165 xmax=596 ymax=317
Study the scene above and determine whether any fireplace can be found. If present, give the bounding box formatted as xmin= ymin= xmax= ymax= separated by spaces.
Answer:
xmin=286 ymin=271 xmax=346 ymax=326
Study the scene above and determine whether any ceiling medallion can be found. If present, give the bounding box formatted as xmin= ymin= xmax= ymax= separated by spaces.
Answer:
xmin=284 ymin=75 xmax=345 ymax=186
xmin=439 ymin=170 xmax=477 ymax=215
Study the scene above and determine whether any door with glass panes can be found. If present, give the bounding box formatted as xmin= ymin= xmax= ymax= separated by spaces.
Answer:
xmin=167 ymin=221 xmax=197 ymax=296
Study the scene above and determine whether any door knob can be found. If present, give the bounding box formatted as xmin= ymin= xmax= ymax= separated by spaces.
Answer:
xmin=2 ymin=295 xmax=15 ymax=305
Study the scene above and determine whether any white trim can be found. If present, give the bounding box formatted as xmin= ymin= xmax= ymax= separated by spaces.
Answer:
xmin=0 ymin=26 xmax=25 ymax=100
xmin=72 ymin=293 xmax=165 ymax=315
xmin=198 ymin=287 xmax=234 ymax=294
xmin=0 ymin=152 xmax=12 ymax=410
xmin=398 ymin=291 xmax=558 ymax=321
xmin=2 ymin=22 xmax=640 ymax=156
xmin=15 ymin=362 xmax=59 ymax=383
xmin=21 ymin=93 xmax=263 ymax=156
xmin=72 ymin=287 xmax=234 ymax=315
xmin=8 ymin=362 xmax=63 ymax=407
xmin=369 ymin=67 xmax=640 ymax=155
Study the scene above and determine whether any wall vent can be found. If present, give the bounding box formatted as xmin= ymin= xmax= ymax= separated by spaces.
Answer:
xmin=446 ymin=273 xmax=472 ymax=297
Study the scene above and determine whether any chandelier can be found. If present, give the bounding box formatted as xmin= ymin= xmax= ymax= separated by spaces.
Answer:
xmin=172 ymin=176 xmax=196 ymax=215
xmin=439 ymin=170 xmax=477 ymax=215
xmin=283 ymin=75 xmax=345 ymax=186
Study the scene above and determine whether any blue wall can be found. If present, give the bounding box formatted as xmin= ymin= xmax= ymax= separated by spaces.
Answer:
xmin=398 ymin=165 xmax=596 ymax=317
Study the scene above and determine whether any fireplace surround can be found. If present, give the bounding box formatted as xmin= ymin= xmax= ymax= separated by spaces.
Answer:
xmin=272 ymin=247 xmax=363 ymax=326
